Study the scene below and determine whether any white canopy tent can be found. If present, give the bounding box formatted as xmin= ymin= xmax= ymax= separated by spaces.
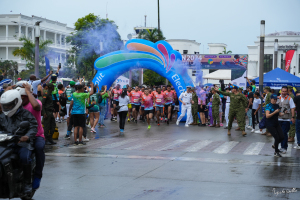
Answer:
xmin=203 ymin=70 xmax=231 ymax=80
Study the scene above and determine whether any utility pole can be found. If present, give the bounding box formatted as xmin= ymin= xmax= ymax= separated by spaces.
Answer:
xmin=34 ymin=21 xmax=42 ymax=77
xmin=145 ymin=15 xmax=147 ymax=27
xmin=158 ymin=0 xmax=160 ymax=31
xmin=259 ymin=20 xmax=265 ymax=116
xmin=274 ymin=39 xmax=278 ymax=69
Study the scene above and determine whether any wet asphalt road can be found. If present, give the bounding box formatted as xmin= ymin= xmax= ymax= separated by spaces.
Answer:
xmin=29 ymin=119 xmax=300 ymax=200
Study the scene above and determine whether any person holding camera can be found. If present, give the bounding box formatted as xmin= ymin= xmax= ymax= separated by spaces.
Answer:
xmin=265 ymin=94 xmax=285 ymax=157
xmin=277 ymin=86 xmax=296 ymax=154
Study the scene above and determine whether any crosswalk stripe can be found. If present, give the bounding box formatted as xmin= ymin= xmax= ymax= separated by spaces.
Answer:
xmin=185 ymin=140 xmax=212 ymax=152
xmin=101 ymin=139 xmax=138 ymax=149
xmin=213 ymin=141 xmax=239 ymax=154
xmin=69 ymin=138 xmax=115 ymax=149
xmin=243 ymin=142 xmax=265 ymax=155
xmin=124 ymin=140 xmax=161 ymax=150
xmin=155 ymin=139 xmax=187 ymax=151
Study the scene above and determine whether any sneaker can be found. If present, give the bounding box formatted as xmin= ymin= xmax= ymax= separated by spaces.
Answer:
xmin=64 ymin=134 xmax=70 ymax=139
xmin=120 ymin=129 xmax=124 ymax=132
xmin=73 ymin=141 xmax=79 ymax=146
xmin=147 ymin=125 xmax=151 ymax=129
xmin=224 ymin=126 xmax=228 ymax=129
xmin=294 ymin=144 xmax=300 ymax=150
xmin=251 ymin=129 xmax=255 ymax=133
xmin=127 ymin=118 xmax=130 ymax=122
xmin=185 ymin=124 xmax=189 ymax=127
xmin=255 ymin=130 xmax=263 ymax=134
xmin=176 ymin=120 xmax=179 ymax=125
xmin=274 ymin=152 xmax=282 ymax=157
xmin=78 ymin=141 xmax=86 ymax=146
xmin=58 ymin=119 xmax=62 ymax=123
xmin=83 ymin=137 xmax=89 ymax=142
xmin=167 ymin=120 xmax=169 ymax=125
xmin=220 ymin=123 xmax=223 ymax=127
xmin=91 ymin=128 xmax=96 ymax=133
xmin=247 ymin=125 xmax=252 ymax=129
xmin=32 ymin=176 xmax=41 ymax=190
xmin=157 ymin=123 xmax=160 ymax=126
xmin=55 ymin=119 xmax=58 ymax=122
xmin=279 ymin=148 xmax=287 ymax=154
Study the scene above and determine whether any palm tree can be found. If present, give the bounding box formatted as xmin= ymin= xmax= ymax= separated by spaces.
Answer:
xmin=219 ymin=47 xmax=232 ymax=54
xmin=137 ymin=28 xmax=166 ymax=43
xmin=12 ymin=37 xmax=53 ymax=64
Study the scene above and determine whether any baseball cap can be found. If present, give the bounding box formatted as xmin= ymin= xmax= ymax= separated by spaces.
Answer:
xmin=270 ymin=94 xmax=277 ymax=100
xmin=17 ymin=78 xmax=22 ymax=81
xmin=70 ymin=81 xmax=75 ymax=86
xmin=123 ymin=85 xmax=127 ymax=89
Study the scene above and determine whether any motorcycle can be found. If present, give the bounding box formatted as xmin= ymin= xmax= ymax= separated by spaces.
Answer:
xmin=0 ymin=121 xmax=36 ymax=200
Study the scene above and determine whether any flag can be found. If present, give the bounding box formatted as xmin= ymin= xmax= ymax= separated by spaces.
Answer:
xmin=45 ymin=56 xmax=50 ymax=75
xmin=285 ymin=50 xmax=295 ymax=72
xmin=0 ymin=79 xmax=12 ymax=90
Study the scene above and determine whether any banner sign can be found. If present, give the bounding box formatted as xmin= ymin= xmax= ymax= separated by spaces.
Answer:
xmin=45 ymin=56 xmax=50 ymax=75
xmin=285 ymin=50 xmax=295 ymax=72
xmin=182 ymin=54 xmax=248 ymax=81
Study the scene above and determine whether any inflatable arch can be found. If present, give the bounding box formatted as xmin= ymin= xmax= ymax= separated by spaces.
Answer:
xmin=92 ymin=39 xmax=193 ymax=98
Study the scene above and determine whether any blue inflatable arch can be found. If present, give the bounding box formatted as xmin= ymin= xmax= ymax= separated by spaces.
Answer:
xmin=92 ymin=39 xmax=194 ymax=98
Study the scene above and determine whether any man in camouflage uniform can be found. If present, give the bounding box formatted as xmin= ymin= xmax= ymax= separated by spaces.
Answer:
xmin=288 ymin=86 xmax=296 ymax=142
xmin=211 ymin=88 xmax=221 ymax=127
xmin=42 ymin=83 xmax=57 ymax=145
xmin=218 ymin=86 xmax=248 ymax=136
xmin=190 ymin=87 xmax=199 ymax=125
xmin=236 ymin=87 xmax=248 ymax=131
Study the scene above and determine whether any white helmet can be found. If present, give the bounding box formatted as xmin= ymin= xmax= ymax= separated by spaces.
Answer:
xmin=15 ymin=81 xmax=33 ymax=96
xmin=0 ymin=89 xmax=22 ymax=117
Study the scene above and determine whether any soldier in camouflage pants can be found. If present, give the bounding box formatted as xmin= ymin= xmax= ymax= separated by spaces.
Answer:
xmin=218 ymin=86 xmax=248 ymax=136
xmin=288 ymin=86 xmax=296 ymax=142
xmin=191 ymin=88 xmax=199 ymax=125
xmin=211 ymin=88 xmax=220 ymax=127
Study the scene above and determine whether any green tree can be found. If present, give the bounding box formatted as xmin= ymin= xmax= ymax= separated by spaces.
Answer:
xmin=138 ymin=28 xmax=167 ymax=85
xmin=137 ymin=28 xmax=166 ymax=43
xmin=66 ymin=13 xmax=123 ymax=81
xmin=219 ymin=47 xmax=232 ymax=54
xmin=0 ymin=60 xmax=18 ymax=81
xmin=12 ymin=37 xmax=53 ymax=79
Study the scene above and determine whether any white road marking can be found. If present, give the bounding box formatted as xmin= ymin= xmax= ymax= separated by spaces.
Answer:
xmin=243 ymin=142 xmax=265 ymax=155
xmin=45 ymin=153 xmax=300 ymax=167
xmin=69 ymin=138 xmax=115 ymax=149
xmin=213 ymin=141 xmax=239 ymax=154
xmin=101 ymin=139 xmax=138 ymax=149
xmin=124 ymin=140 xmax=160 ymax=150
xmin=185 ymin=140 xmax=212 ymax=152
xmin=155 ymin=139 xmax=187 ymax=151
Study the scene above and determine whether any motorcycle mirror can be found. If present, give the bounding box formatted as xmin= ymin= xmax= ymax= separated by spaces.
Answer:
xmin=19 ymin=121 xmax=30 ymax=129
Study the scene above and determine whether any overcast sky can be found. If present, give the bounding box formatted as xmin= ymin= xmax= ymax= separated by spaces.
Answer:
xmin=1 ymin=0 xmax=300 ymax=53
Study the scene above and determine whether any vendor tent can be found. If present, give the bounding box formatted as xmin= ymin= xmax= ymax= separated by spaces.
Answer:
xmin=253 ymin=68 xmax=300 ymax=87
xmin=231 ymin=71 xmax=247 ymax=88
xmin=203 ymin=70 xmax=231 ymax=80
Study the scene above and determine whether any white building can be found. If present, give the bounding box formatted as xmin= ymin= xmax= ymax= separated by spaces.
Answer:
xmin=247 ymin=31 xmax=300 ymax=78
xmin=207 ymin=43 xmax=227 ymax=54
xmin=166 ymin=39 xmax=200 ymax=54
xmin=0 ymin=14 xmax=74 ymax=72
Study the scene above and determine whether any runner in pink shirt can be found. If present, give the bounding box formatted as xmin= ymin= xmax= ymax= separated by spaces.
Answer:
xmin=154 ymin=87 xmax=166 ymax=126
xmin=129 ymin=86 xmax=142 ymax=123
xmin=111 ymin=84 xmax=122 ymax=121
xmin=18 ymin=82 xmax=45 ymax=190
xmin=142 ymin=88 xmax=154 ymax=129
xmin=139 ymin=87 xmax=145 ymax=122
xmin=164 ymin=85 xmax=174 ymax=125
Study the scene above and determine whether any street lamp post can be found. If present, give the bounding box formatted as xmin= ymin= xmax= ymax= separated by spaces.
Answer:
xmin=34 ymin=21 xmax=42 ymax=77
xmin=274 ymin=39 xmax=278 ymax=69
xmin=259 ymin=20 xmax=265 ymax=96
xmin=158 ymin=0 xmax=160 ymax=31
xmin=259 ymin=20 xmax=265 ymax=117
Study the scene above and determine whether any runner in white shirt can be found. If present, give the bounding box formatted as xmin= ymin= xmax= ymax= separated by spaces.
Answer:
xmin=176 ymin=87 xmax=193 ymax=127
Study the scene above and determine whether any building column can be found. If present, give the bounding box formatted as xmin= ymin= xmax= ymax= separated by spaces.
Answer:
xmin=6 ymin=25 xmax=8 ymax=41
xmin=60 ymin=53 xmax=62 ymax=63
xmin=31 ymin=27 xmax=34 ymax=42
xmin=55 ymin=33 xmax=57 ymax=46
xmin=19 ymin=25 xmax=21 ymax=38
xmin=59 ymin=34 xmax=62 ymax=45
xmin=6 ymin=47 xmax=8 ymax=59
xmin=25 ymin=25 xmax=28 ymax=38
xmin=44 ymin=30 xmax=46 ymax=41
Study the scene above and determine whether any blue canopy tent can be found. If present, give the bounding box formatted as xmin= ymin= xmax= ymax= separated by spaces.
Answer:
xmin=253 ymin=68 xmax=300 ymax=87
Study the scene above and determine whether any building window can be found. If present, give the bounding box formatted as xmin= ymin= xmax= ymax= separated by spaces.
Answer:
xmin=281 ymin=54 xmax=284 ymax=70
xmin=264 ymin=54 xmax=273 ymax=73
xmin=194 ymin=52 xmax=199 ymax=54
xmin=183 ymin=50 xmax=188 ymax=54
